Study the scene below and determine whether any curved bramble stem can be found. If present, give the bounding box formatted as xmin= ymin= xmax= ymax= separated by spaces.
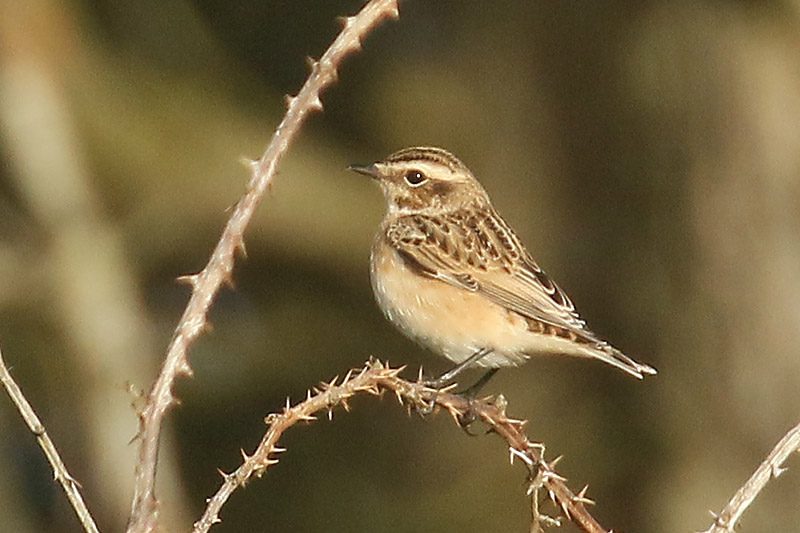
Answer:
xmin=126 ymin=2 xmax=400 ymax=532
xmin=192 ymin=360 xmax=608 ymax=533
xmin=700 ymin=421 xmax=800 ymax=533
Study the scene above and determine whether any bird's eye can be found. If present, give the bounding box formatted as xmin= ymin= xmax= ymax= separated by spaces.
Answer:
xmin=404 ymin=170 xmax=427 ymax=186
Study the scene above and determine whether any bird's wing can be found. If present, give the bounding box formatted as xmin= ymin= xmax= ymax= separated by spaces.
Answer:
xmin=386 ymin=211 xmax=593 ymax=340
xmin=386 ymin=212 xmax=657 ymax=378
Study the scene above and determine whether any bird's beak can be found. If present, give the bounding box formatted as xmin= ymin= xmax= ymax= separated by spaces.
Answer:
xmin=347 ymin=163 xmax=380 ymax=179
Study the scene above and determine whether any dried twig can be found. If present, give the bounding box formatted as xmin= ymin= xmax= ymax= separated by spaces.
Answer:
xmin=126 ymin=2 xmax=400 ymax=532
xmin=701 ymin=421 xmax=800 ymax=533
xmin=0 ymin=345 xmax=100 ymax=533
xmin=192 ymin=360 xmax=608 ymax=533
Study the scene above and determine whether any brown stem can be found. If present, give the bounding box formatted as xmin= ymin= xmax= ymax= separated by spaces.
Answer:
xmin=125 ymin=2 xmax=400 ymax=532
xmin=0 ymin=345 xmax=100 ymax=533
xmin=192 ymin=360 xmax=608 ymax=533
xmin=701 ymin=421 xmax=800 ymax=533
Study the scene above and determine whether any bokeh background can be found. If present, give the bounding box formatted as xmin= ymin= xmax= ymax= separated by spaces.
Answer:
xmin=2 ymin=1 xmax=800 ymax=531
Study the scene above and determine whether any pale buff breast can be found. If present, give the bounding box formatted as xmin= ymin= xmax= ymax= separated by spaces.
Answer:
xmin=370 ymin=239 xmax=533 ymax=367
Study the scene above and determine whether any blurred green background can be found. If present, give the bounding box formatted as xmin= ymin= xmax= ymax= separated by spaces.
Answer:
xmin=2 ymin=1 xmax=800 ymax=531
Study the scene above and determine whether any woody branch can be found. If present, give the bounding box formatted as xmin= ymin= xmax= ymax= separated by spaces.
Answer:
xmin=701 ymin=421 xmax=800 ymax=533
xmin=0 ymin=345 xmax=99 ymax=533
xmin=192 ymin=360 xmax=608 ymax=533
xmin=126 ymin=2 xmax=401 ymax=532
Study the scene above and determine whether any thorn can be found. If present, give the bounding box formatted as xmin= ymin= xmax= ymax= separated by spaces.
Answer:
xmin=387 ymin=0 xmax=400 ymax=19
xmin=222 ymin=274 xmax=236 ymax=290
xmin=348 ymin=38 xmax=363 ymax=54
xmin=177 ymin=359 xmax=193 ymax=377
xmin=573 ymin=485 xmax=595 ymax=505
xmin=343 ymin=368 xmax=354 ymax=383
xmin=285 ymin=397 xmax=291 ymax=411
xmin=772 ymin=464 xmax=788 ymax=478
xmin=321 ymin=376 xmax=339 ymax=390
xmin=542 ymin=470 xmax=567 ymax=483
xmin=240 ymin=449 xmax=250 ymax=462
xmin=538 ymin=511 xmax=562 ymax=527
xmin=236 ymin=239 xmax=248 ymax=258
xmin=341 ymin=398 xmax=351 ymax=412
xmin=439 ymin=383 xmax=459 ymax=394
xmin=284 ymin=94 xmax=296 ymax=108
xmin=306 ymin=389 xmax=312 ymax=401
xmin=309 ymin=94 xmax=324 ymax=112
xmin=176 ymin=273 xmax=200 ymax=286
xmin=560 ymin=498 xmax=572 ymax=520
xmin=446 ymin=405 xmax=462 ymax=425
xmin=360 ymin=384 xmax=380 ymax=396
xmin=340 ymin=15 xmax=356 ymax=29
xmin=305 ymin=56 xmax=319 ymax=72
xmin=549 ymin=455 xmax=563 ymax=468
xmin=327 ymin=409 xmax=333 ymax=421
xmin=239 ymin=156 xmax=260 ymax=172
xmin=509 ymin=447 xmax=533 ymax=466
xmin=271 ymin=447 xmax=286 ymax=454
xmin=297 ymin=412 xmax=317 ymax=422
xmin=57 ymin=472 xmax=80 ymax=486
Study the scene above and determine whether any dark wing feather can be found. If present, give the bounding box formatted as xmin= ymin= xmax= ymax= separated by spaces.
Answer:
xmin=386 ymin=212 xmax=657 ymax=378
xmin=386 ymin=212 xmax=599 ymax=343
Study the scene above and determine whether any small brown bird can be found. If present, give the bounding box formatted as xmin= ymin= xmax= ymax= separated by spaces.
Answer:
xmin=349 ymin=147 xmax=656 ymax=385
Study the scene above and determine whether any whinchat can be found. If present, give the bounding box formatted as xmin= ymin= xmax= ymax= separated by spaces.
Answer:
xmin=349 ymin=147 xmax=656 ymax=385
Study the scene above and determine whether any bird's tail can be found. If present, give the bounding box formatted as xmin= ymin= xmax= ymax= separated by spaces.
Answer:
xmin=589 ymin=345 xmax=657 ymax=379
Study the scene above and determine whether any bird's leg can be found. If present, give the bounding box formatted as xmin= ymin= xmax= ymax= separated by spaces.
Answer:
xmin=454 ymin=368 xmax=499 ymax=434
xmin=459 ymin=368 xmax=499 ymax=397
xmin=424 ymin=348 xmax=492 ymax=389
xmin=420 ymin=350 xmax=497 ymax=431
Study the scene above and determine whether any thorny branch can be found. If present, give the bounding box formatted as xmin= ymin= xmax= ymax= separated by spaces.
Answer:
xmin=126 ymin=2 xmax=400 ymax=532
xmin=4 ymin=0 xmax=798 ymax=531
xmin=0 ymin=345 xmax=100 ymax=533
xmin=192 ymin=360 xmax=608 ymax=533
xmin=701 ymin=421 xmax=800 ymax=533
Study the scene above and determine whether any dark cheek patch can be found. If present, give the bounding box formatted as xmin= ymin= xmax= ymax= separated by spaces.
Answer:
xmin=431 ymin=181 xmax=453 ymax=196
